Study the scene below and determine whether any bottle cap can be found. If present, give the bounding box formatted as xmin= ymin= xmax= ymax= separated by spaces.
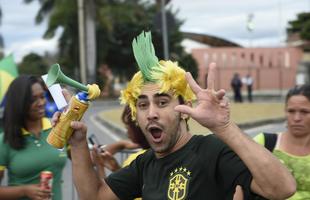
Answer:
xmin=77 ymin=92 xmax=89 ymax=101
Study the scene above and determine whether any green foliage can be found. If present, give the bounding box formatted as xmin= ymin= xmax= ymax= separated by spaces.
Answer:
xmin=25 ymin=0 xmax=198 ymax=83
xmin=19 ymin=53 xmax=49 ymax=76
xmin=287 ymin=12 xmax=310 ymax=41
xmin=177 ymin=53 xmax=198 ymax=80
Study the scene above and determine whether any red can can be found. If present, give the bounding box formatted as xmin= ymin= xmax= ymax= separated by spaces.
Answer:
xmin=40 ymin=171 xmax=53 ymax=190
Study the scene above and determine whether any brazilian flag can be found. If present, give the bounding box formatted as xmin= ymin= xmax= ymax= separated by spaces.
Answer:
xmin=0 ymin=55 xmax=18 ymax=103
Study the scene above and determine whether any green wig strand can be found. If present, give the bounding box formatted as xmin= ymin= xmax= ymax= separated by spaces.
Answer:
xmin=132 ymin=31 xmax=161 ymax=82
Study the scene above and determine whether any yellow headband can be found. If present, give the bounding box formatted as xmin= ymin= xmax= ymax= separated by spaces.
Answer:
xmin=120 ymin=31 xmax=196 ymax=120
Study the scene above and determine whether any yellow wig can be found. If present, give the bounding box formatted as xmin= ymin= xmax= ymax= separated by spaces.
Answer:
xmin=120 ymin=31 xmax=195 ymax=120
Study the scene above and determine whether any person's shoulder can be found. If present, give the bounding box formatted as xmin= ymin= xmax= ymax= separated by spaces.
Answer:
xmin=192 ymin=134 xmax=227 ymax=150
xmin=194 ymin=134 xmax=224 ymax=143
xmin=140 ymin=148 xmax=154 ymax=158
xmin=123 ymin=149 xmax=147 ymax=167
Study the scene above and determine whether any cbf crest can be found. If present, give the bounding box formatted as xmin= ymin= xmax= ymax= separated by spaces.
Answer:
xmin=167 ymin=167 xmax=191 ymax=200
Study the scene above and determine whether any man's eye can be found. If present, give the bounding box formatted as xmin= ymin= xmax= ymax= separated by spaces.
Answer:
xmin=138 ymin=103 xmax=147 ymax=109
xmin=158 ymin=100 xmax=168 ymax=107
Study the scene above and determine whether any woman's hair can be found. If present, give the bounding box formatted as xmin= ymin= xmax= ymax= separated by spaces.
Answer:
xmin=285 ymin=84 xmax=310 ymax=104
xmin=3 ymin=75 xmax=45 ymax=150
xmin=121 ymin=105 xmax=150 ymax=149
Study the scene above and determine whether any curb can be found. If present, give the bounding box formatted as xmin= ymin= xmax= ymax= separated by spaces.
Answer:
xmin=238 ymin=117 xmax=285 ymax=130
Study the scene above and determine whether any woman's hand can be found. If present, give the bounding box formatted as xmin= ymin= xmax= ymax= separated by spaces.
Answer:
xmin=92 ymin=146 xmax=120 ymax=171
xmin=23 ymin=184 xmax=51 ymax=200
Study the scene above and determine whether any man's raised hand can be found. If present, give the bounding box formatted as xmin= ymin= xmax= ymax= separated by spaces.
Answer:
xmin=175 ymin=62 xmax=231 ymax=133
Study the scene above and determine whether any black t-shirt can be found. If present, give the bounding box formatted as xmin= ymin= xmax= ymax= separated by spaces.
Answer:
xmin=106 ymin=134 xmax=255 ymax=200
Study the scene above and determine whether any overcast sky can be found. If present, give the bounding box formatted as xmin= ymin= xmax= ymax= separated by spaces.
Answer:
xmin=1 ymin=0 xmax=310 ymax=62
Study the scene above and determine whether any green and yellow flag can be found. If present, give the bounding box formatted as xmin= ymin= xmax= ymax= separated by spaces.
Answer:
xmin=0 ymin=55 xmax=18 ymax=103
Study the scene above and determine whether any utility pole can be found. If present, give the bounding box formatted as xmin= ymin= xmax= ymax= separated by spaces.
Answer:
xmin=161 ymin=0 xmax=169 ymax=59
xmin=85 ymin=0 xmax=97 ymax=83
xmin=77 ymin=0 xmax=87 ymax=84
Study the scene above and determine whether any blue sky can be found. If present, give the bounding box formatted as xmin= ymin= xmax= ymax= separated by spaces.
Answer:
xmin=1 ymin=0 xmax=310 ymax=62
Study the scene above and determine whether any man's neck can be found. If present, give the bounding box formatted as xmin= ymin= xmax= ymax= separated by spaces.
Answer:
xmin=156 ymin=121 xmax=192 ymax=158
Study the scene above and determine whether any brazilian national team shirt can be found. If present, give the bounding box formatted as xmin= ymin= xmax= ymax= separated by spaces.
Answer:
xmin=106 ymin=134 xmax=255 ymax=200
xmin=0 ymin=118 xmax=67 ymax=200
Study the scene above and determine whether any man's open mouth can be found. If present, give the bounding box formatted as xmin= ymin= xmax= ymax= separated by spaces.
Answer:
xmin=147 ymin=125 xmax=164 ymax=142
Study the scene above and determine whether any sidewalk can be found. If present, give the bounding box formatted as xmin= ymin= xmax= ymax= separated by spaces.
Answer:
xmin=96 ymin=101 xmax=286 ymax=137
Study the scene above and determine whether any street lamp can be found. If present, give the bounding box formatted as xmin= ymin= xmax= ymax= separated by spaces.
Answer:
xmin=246 ymin=13 xmax=254 ymax=47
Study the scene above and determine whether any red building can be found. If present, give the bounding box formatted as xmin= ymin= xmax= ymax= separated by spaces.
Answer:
xmin=191 ymin=47 xmax=303 ymax=91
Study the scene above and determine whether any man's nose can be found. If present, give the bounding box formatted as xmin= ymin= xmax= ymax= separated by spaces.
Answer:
xmin=147 ymin=104 xmax=159 ymax=120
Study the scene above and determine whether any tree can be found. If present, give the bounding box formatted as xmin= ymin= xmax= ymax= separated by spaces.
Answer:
xmin=287 ymin=12 xmax=310 ymax=51
xmin=24 ymin=0 xmax=198 ymax=86
xmin=19 ymin=53 xmax=49 ymax=76
xmin=287 ymin=12 xmax=310 ymax=83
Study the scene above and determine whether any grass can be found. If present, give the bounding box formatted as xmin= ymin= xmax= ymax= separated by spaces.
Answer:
xmin=98 ymin=102 xmax=285 ymax=135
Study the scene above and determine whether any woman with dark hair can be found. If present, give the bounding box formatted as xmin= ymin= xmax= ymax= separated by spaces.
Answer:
xmin=254 ymin=84 xmax=310 ymax=199
xmin=0 ymin=75 xmax=67 ymax=200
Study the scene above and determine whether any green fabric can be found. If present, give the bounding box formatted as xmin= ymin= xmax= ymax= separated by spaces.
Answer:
xmin=253 ymin=133 xmax=265 ymax=145
xmin=132 ymin=31 xmax=159 ymax=82
xmin=254 ymin=133 xmax=310 ymax=200
xmin=273 ymin=150 xmax=310 ymax=200
xmin=0 ymin=55 xmax=18 ymax=102
xmin=0 ymin=128 xmax=67 ymax=200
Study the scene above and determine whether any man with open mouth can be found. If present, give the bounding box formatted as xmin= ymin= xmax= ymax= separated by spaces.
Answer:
xmin=67 ymin=31 xmax=296 ymax=200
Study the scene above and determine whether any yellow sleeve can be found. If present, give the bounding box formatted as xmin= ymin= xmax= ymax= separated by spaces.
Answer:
xmin=253 ymin=133 xmax=265 ymax=146
xmin=122 ymin=149 xmax=146 ymax=167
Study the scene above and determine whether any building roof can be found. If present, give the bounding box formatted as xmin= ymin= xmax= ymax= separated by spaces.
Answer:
xmin=182 ymin=32 xmax=242 ymax=47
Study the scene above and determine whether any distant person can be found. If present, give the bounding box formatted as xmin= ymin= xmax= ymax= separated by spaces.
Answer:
xmin=243 ymin=74 xmax=253 ymax=102
xmin=231 ymin=73 xmax=243 ymax=103
xmin=0 ymin=75 xmax=67 ymax=200
xmin=254 ymin=84 xmax=310 ymax=199
xmin=63 ymin=32 xmax=296 ymax=200
xmin=98 ymin=64 xmax=114 ymax=98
